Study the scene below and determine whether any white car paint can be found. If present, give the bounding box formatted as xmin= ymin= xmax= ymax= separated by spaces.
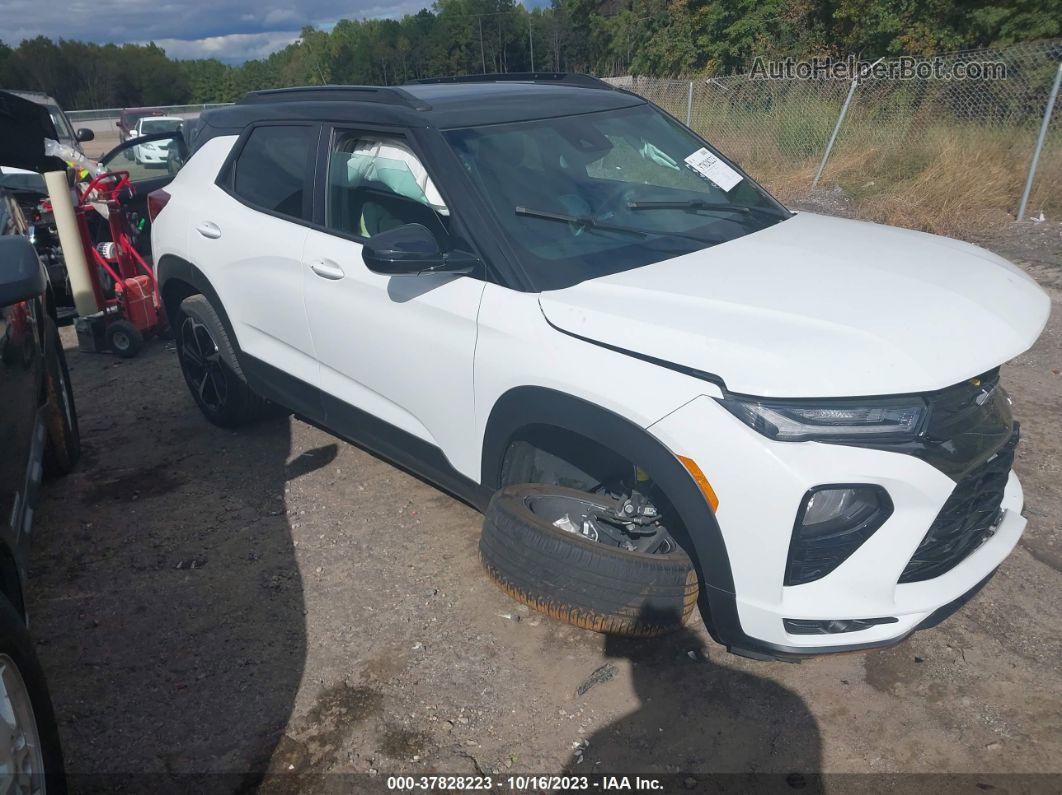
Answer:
xmin=540 ymin=211 xmax=1050 ymax=398
xmin=152 ymin=125 xmax=1049 ymax=656
xmin=132 ymin=116 xmax=183 ymax=166
xmin=648 ymin=395 xmax=1026 ymax=648
xmin=181 ymin=136 xmax=319 ymax=389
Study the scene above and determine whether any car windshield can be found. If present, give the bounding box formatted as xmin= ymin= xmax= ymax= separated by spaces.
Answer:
xmin=445 ymin=103 xmax=788 ymax=290
xmin=141 ymin=119 xmax=181 ymax=134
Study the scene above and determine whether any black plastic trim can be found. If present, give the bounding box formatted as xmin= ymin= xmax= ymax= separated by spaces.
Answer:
xmin=412 ymin=73 xmax=615 ymax=90
xmin=241 ymin=85 xmax=433 ymax=111
xmin=783 ymin=616 xmax=898 ymax=635
xmin=785 ymin=483 xmax=894 ymax=586
xmin=480 ymin=385 xmax=744 ymax=649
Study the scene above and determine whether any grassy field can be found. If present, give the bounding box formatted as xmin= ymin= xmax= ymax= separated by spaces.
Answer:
xmin=643 ymin=81 xmax=1062 ymax=238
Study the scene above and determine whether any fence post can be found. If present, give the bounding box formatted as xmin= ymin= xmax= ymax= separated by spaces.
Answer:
xmin=1016 ymin=61 xmax=1062 ymax=221
xmin=686 ymin=80 xmax=694 ymax=127
xmin=813 ymin=77 xmax=860 ymax=189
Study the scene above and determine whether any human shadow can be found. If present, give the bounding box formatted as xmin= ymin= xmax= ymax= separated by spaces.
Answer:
xmin=29 ymin=337 xmax=319 ymax=792
xmin=565 ymin=622 xmax=822 ymax=791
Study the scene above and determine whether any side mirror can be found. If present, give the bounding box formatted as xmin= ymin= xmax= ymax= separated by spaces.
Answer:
xmin=362 ymin=223 xmax=478 ymax=276
xmin=0 ymin=237 xmax=47 ymax=308
xmin=76 ymin=128 xmax=95 ymax=143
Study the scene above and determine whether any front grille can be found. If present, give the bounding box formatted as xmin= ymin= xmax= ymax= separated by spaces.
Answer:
xmin=899 ymin=426 xmax=1019 ymax=584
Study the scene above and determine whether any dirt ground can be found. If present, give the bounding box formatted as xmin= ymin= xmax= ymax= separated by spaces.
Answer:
xmin=27 ymin=215 xmax=1062 ymax=792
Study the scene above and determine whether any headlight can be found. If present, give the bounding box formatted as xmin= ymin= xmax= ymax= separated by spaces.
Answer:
xmin=716 ymin=395 xmax=927 ymax=442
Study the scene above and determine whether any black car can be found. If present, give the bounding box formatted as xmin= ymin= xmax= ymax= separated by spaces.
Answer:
xmin=0 ymin=205 xmax=79 ymax=788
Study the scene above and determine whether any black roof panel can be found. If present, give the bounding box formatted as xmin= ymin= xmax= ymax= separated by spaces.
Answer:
xmin=196 ymin=79 xmax=645 ymax=148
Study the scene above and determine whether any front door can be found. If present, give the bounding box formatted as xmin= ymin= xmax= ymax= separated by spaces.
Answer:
xmin=302 ymin=128 xmax=485 ymax=477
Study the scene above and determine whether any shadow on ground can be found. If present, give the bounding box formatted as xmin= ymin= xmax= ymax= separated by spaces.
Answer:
xmin=29 ymin=336 xmax=317 ymax=791
xmin=566 ymin=623 xmax=822 ymax=789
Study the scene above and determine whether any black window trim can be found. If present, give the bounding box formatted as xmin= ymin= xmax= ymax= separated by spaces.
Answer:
xmin=306 ymin=120 xmax=498 ymax=284
xmin=216 ymin=120 xmax=323 ymax=228
xmin=312 ymin=122 xmax=453 ymax=247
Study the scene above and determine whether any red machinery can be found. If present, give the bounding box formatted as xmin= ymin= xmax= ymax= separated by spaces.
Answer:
xmin=68 ymin=171 xmax=166 ymax=357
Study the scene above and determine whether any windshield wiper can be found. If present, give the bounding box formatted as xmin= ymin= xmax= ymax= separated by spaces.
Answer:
xmin=514 ymin=206 xmax=721 ymax=245
xmin=627 ymin=199 xmax=787 ymax=219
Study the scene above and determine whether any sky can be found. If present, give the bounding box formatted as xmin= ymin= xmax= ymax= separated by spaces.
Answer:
xmin=0 ymin=0 xmax=546 ymax=63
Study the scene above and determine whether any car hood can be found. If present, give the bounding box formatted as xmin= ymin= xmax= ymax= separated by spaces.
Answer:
xmin=538 ymin=212 xmax=1050 ymax=398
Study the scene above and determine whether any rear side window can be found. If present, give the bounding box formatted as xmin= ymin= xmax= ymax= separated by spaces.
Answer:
xmin=232 ymin=125 xmax=315 ymax=220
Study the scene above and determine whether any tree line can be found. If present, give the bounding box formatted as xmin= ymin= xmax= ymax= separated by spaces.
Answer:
xmin=0 ymin=0 xmax=1057 ymax=110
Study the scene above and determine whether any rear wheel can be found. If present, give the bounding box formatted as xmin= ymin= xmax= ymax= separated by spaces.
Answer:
xmin=0 ymin=595 xmax=66 ymax=793
xmin=480 ymin=484 xmax=698 ymax=637
xmin=177 ymin=295 xmax=272 ymax=427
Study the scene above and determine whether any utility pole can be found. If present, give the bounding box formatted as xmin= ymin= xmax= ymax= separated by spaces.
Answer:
xmin=479 ymin=16 xmax=486 ymax=73
xmin=529 ymin=16 xmax=534 ymax=71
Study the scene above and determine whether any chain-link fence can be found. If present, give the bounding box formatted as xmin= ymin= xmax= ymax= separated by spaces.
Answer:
xmin=607 ymin=39 xmax=1062 ymax=236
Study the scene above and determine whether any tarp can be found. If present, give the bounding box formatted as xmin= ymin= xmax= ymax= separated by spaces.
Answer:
xmin=0 ymin=90 xmax=64 ymax=173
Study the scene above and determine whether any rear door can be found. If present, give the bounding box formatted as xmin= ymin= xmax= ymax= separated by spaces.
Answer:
xmin=186 ymin=123 xmax=321 ymax=387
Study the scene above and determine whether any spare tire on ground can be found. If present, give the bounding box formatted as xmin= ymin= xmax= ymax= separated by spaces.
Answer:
xmin=479 ymin=484 xmax=698 ymax=637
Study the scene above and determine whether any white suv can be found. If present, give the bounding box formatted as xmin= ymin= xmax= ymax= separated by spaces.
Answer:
xmin=149 ymin=75 xmax=1049 ymax=660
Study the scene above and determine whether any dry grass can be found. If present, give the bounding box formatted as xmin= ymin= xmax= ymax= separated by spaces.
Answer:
xmin=699 ymin=112 xmax=1062 ymax=239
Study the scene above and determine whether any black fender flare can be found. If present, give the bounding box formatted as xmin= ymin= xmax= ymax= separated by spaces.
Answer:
xmin=156 ymin=254 xmax=241 ymax=370
xmin=480 ymin=386 xmax=737 ymax=600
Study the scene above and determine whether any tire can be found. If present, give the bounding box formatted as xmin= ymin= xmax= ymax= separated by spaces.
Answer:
xmin=105 ymin=320 xmax=143 ymax=358
xmin=176 ymin=295 xmax=271 ymax=428
xmin=0 ymin=594 xmax=67 ymax=793
xmin=480 ymin=484 xmax=698 ymax=637
xmin=43 ymin=320 xmax=81 ymax=478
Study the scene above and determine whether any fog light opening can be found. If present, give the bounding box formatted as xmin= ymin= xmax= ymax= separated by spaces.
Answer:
xmin=785 ymin=484 xmax=893 ymax=586
xmin=783 ymin=616 xmax=899 ymax=635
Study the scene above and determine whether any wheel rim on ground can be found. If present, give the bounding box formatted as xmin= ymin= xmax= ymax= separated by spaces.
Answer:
xmin=525 ymin=492 xmax=675 ymax=554
xmin=0 ymin=654 xmax=45 ymax=794
xmin=179 ymin=316 xmax=229 ymax=412
xmin=111 ymin=330 xmax=131 ymax=353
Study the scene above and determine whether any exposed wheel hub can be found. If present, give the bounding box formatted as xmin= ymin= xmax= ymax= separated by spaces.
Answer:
xmin=526 ymin=492 xmax=674 ymax=554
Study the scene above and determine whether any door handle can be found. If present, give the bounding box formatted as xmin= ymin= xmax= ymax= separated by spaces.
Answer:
xmin=310 ymin=260 xmax=345 ymax=280
xmin=196 ymin=222 xmax=222 ymax=239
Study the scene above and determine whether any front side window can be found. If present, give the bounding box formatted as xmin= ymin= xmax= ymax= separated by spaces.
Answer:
xmin=232 ymin=125 xmax=315 ymax=220
xmin=325 ymin=132 xmax=449 ymax=239
xmin=445 ymin=103 xmax=788 ymax=290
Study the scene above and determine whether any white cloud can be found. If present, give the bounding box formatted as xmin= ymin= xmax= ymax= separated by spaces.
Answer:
xmin=150 ymin=31 xmax=300 ymax=62
xmin=0 ymin=0 xmax=458 ymax=62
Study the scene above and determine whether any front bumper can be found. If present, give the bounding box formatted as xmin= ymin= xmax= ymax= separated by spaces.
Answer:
xmin=648 ymin=395 xmax=1025 ymax=658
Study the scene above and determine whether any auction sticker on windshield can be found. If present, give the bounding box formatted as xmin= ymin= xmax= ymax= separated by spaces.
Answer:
xmin=684 ymin=147 xmax=743 ymax=191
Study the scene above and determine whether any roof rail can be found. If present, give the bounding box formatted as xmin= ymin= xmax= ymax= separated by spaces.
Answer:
xmin=410 ymin=73 xmax=615 ymax=90
xmin=238 ymin=85 xmax=433 ymax=111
